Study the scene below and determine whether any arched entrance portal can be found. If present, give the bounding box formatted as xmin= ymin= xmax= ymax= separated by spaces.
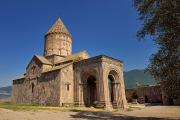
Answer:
xmin=86 ymin=76 xmax=96 ymax=107
xmin=108 ymin=70 xmax=119 ymax=108
xmin=108 ymin=75 xmax=114 ymax=103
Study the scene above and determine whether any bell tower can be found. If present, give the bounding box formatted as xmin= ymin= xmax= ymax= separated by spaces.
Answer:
xmin=44 ymin=18 xmax=72 ymax=62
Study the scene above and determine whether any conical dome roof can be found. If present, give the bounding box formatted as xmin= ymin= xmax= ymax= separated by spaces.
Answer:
xmin=46 ymin=18 xmax=71 ymax=36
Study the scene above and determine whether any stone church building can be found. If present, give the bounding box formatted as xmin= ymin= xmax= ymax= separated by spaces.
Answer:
xmin=12 ymin=18 xmax=127 ymax=109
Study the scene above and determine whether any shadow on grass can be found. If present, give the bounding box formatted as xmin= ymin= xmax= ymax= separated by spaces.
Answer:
xmin=70 ymin=110 xmax=172 ymax=120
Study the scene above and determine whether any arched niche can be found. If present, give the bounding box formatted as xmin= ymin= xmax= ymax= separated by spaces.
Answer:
xmin=80 ymin=69 xmax=97 ymax=107
xmin=108 ymin=70 xmax=120 ymax=106
xmin=86 ymin=75 xmax=97 ymax=107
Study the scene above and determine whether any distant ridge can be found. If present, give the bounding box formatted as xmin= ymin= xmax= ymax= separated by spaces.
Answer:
xmin=0 ymin=86 xmax=12 ymax=99
xmin=124 ymin=69 xmax=156 ymax=89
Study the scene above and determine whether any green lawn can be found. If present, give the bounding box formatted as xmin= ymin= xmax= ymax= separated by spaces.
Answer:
xmin=0 ymin=101 xmax=105 ymax=111
xmin=0 ymin=101 xmax=148 ymax=112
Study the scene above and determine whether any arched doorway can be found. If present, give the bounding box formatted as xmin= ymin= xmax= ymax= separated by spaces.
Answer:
xmin=108 ymin=75 xmax=114 ymax=104
xmin=108 ymin=70 xmax=119 ymax=107
xmin=87 ymin=76 xmax=96 ymax=107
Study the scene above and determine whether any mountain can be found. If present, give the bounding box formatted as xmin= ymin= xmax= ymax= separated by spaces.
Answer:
xmin=124 ymin=69 xmax=156 ymax=89
xmin=0 ymin=86 xmax=12 ymax=99
xmin=0 ymin=86 xmax=12 ymax=93
xmin=0 ymin=69 xmax=156 ymax=99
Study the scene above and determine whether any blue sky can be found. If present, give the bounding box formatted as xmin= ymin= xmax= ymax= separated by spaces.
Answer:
xmin=0 ymin=0 xmax=157 ymax=87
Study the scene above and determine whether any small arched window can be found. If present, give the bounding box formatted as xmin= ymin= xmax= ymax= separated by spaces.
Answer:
xmin=66 ymin=83 xmax=70 ymax=91
xmin=31 ymin=83 xmax=35 ymax=93
xmin=67 ymin=84 xmax=69 ymax=91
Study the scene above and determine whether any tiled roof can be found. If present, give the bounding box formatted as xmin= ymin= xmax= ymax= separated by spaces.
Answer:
xmin=35 ymin=55 xmax=52 ymax=65
xmin=54 ymin=51 xmax=89 ymax=65
xmin=46 ymin=18 xmax=71 ymax=36
xmin=43 ymin=62 xmax=73 ymax=73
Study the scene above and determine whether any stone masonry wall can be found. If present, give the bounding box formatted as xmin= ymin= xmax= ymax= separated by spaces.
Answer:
xmin=137 ymin=85 xmax=162 ymax=104
xmin=59 ymin=64 xmax=74 ymax=106
xmin=12 ymin=70 xmax=60 ymax=106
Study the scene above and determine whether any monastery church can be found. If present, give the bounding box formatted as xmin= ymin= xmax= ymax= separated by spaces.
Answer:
xmin=12 ymin=18 xmax=127 ymax=109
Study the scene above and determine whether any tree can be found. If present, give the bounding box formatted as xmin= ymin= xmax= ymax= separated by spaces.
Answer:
xmin=132 ymin=90 xmax=138 ymax=99
xmin=133 ymin=0 xmax=180 ymax=99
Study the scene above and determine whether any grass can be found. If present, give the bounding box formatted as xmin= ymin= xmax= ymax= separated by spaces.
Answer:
xmin=126 ymin=107 xmax=133 ymax=111
xmin=126 ymin=103 xmax=145 ymax=111
xmin=0 ymin=101 xmax=104 ymax=111
xmin=0 ymin=101 xmax=144 ymax=112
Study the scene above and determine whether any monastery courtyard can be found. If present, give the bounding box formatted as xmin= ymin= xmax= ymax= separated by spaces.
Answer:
xmin=0 ymin=105 xmax=180 ymax=120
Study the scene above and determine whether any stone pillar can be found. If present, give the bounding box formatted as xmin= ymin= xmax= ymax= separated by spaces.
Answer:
xmin=114 ymin=83 xmax=117 ymax=101
xmin=79 ymin=83 xmax=85 ymax=106
xmin=116 ymin=83 xmax=122 ymax=108
xmin=96 ymin=66 xmax=106 ymax=108
xmin=112 ymin=83 xmax=118 ymax=107
xmin=95 ymin=80 xmax=99 ymax=102
xmin=118 ymin=68 xmax=128 ymax=109
xmin=74 ymin=71 xmax=81 ymax=106
xmin=102 ymin=67 xmax=113 ymax=110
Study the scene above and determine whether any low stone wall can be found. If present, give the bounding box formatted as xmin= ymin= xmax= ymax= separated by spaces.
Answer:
xmin=125 ymin=85 xmax=163 ymax=104
xmin=137 ymin=85 xmax=162 ymax=104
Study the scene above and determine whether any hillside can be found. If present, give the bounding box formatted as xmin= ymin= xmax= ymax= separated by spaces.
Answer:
xmin=124 ymin=69 xmax=156 ymax=88
xmin=0 ymin=86 xmax=12 ymax=93
xmin=0 ymin=86 xmax=12 ymax=99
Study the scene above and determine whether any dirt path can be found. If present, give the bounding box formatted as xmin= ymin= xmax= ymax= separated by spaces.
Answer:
xmin=0 ymin=106 xmax=180 ymax=120
xmin=123 ymin=106 xmax=180 ymax=119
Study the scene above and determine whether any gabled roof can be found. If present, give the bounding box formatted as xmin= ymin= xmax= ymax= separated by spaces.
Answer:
xmin=35 ymin=55 xmax=52 ymax=65
xmin=43 ymin=62 xmax=72 ymax=73
xmin=46 ymin=18 xmax=71 ymax=36
xmin=26 ymin=55 xmax=52 ymax=69
xmin=54 ymin=51 xmax=89 ymax=65
xmin=14 ymin=75 xmax=25 ymax=80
